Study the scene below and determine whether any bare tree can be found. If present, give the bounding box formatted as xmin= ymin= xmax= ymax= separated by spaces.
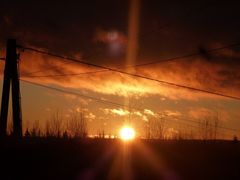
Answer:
xmin=30 ymin=120 xmax=41 ymax=137
xmin=199 ymin=115 xmax=219 ymax=140
xmin=155 ymin=115 xmax=166 ymax=139
xmin=45 ymin=119 xmax=51 ymax=137
xmin=199 ymin=118 xmax=211 ymax=140
xmin=67 ymin=112 xmax=87 ymax=138
xmin=145 ymin=113 xmax=166 ymax=140
xmin=24 ymin=128 xmax=30 ymax=137
xmin=45 ymin=111 xmax=63 ymax=137
xmin=213 ymin=113 xmax=220 ymax=140
xmin=51 ymin=111 xmax=63 ymax=137
xmin=145 ymin=118 xmax=152 ymax=139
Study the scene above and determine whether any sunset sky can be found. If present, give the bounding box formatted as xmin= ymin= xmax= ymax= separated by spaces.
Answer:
xmin=0 ymin=0 xmax=240 ymax=138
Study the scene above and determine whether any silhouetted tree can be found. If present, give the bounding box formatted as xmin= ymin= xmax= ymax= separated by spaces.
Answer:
xmin=155 ymin=115 xmax=166 ymax=139
xmin=67 ymin=112 xmax=87 ymax=138
xmin=51 ymin=111 xmax=63 ymax=137
xmin=63 ymin=131 xmax=69 ymax=139
xmin=24 ymin=128 xmax=30 ymax=137
xmin=199 ymin=114 xmax=220 ymax=140
xmin=233 ymin=135 xmax=238 ymax=143
xmin=30 ymin=120 xmax=41 ymax=137
xmin=213 ymin=113 xmax=220 ymax=140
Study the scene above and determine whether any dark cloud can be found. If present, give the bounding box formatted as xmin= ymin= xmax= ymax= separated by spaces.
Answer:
xmin=0 ymin=0 xmax=240 ymax=99
xmin=0 ymin=0 xmax=128 ymax=58
xmin=1 ymin=0 xmax=240 ymax=57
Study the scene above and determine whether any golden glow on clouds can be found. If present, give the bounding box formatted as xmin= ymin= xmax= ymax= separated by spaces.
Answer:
xmin=18 ymin=46 xmax=240 ymax=101
xmin=112 ymin=109 xmax=130 ymax=116
xmin=103 ymin=108 xmax=130 ymax=116
xmin=144 ymin=109 xmax=155 ymax=116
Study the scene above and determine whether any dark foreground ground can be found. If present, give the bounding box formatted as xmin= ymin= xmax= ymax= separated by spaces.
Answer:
xmin=0 ymin=138 xmax=239 ymax=180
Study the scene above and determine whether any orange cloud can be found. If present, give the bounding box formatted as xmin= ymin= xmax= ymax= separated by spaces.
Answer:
xmin=163 ymin=110 xmax=182 ymax=117
xmin=188 ymin=108 xmax=215 ymax=120
xmin=2 ymin=44 xmax=238 ymax=101
xmin=102 ymin=108 xmax=129 ymax=116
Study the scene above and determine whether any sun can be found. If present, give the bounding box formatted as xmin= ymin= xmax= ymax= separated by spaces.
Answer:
xmin=119 ymin=126 xmax=136 ymax=141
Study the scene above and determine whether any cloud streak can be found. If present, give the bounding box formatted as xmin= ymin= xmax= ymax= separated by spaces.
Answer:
xmin=16 ymin=47 xmax=240 ymax=101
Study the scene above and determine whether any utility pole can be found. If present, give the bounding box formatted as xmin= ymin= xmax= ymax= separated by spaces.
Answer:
xmin=0 ymin=39 xmax=22 ymax=138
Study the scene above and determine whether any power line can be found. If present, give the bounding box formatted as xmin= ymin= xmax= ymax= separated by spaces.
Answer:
xmin=19 ymin=42 xmax=240 ymax=69
xmin=21 ymin=42 xmax=240 ymax=77
xmin=174 ymin=116 xmax=240 ymax=132
xmin=23 ymin=70 xmax=107 ymax=78
xmin=20 ymin=59 xmax=76 ymax=76
xmin=24 ymin=70 xmax=240 ymax=100
xmin=18 ymin=43 xmax=240 ymax=101
xmin=19 ymin=47 xmax=96 ymax=76
xmin=24 ymin=68 xmax=240 ymax=100
xmin=19 ymin=44 xmax=240 ymax=100
xmin=165 ymin=118 xmax=236 ymax=137
xmin=20 ymin=79 xmax=138 ymax=109
xmin=20 ymin=79 xmax=240 ymax=133
xmin=134 ymin=42 xmax=240 ymax=67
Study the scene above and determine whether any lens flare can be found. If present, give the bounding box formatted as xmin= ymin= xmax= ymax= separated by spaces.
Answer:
xmin=119 ymin=126 xmax=136 ymax=141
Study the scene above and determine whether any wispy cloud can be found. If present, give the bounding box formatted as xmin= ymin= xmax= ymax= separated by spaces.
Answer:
xmin=144 ymin=109 xmax=156 ymax=116
xmin=102 ymin=108 xmax=130 ymax=116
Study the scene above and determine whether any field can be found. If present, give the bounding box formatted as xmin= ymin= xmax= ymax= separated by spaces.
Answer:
xmin=0 ymin=138 xmax=240 ymax=180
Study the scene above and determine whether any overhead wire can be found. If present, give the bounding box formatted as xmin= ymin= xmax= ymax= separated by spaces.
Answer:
xmin=20 ymin=79 xmax=139 ymax=110
xmin=134 ymin=42 xmax=240 ymax=67
xmin=12 ymin=3 xmax=240 ymax=136
xmin=23 ymin=70 xmax=107 ymax=78
xmin=18 ymin=43 xmax=240 ymax=101
xmin=20 ymin=79 xmax=240 ymax=133
xmin=20 ymin=57 xmax=77 ymax=76
xmin=19 ymin=42 xmax=240 ymax=70
xmin=174 ymin=116 xmax=240 ymax=132
xmin=21 ymin=42 xmax=240 ymax=78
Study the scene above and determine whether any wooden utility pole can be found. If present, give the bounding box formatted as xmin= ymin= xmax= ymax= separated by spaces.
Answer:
xmin=0 ymin=39 xmax=22 ymax=138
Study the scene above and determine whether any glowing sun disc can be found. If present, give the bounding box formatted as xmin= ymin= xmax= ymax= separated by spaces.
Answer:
xmin=120 ymin=126 xmax=135 ymax=141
